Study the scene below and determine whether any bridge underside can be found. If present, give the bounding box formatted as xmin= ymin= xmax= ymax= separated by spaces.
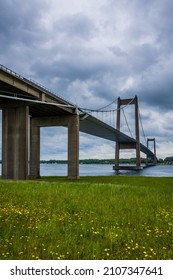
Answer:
xmin=80 ymin=114 xmax=155 ymax=157
xmin=80 ymin=115 xmax=157 ymax=171
xmin=0 ymin=104 xmax=156 ymax=179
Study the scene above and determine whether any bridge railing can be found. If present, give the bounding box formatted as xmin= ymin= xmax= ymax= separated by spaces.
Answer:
xmin=0 ymin=64 xmax=24 ymax=80
xmin=0 ymin=63 xmax=74 ymax=107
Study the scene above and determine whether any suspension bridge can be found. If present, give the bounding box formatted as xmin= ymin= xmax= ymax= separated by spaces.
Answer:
xmin=0 ymin=64 xmax=157 ymax=180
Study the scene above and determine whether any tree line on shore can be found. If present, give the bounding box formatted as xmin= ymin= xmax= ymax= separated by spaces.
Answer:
xmin=0 ymin=157 xmax=172 ymax=164
xmin=38 ymin=157 xmax=173 ymax=165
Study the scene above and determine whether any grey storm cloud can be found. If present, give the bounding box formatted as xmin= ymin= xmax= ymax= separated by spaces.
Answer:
xmin=1 ymin=0 xmax=173 ymax=159
xmin=0 ymin=0 xmax=45 ymax=40
xmin=54 ymin=13 xmax=96 ymax=39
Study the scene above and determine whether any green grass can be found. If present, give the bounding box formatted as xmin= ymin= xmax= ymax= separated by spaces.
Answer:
xmin=0 ymin=176 xmax=173 ymax=260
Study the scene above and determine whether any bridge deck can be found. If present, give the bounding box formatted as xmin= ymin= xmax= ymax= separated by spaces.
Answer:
xmin=80 ymin=114 xmax=155 ymax=157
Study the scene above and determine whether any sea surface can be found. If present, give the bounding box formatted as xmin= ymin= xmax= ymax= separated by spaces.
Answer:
xmin=0 ymin=163 xmax=172 ymax=177
xmin=39 ymin=164 xmax=173 ymax=177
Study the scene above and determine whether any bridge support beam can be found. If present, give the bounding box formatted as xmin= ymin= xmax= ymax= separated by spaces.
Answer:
xmin=29 ymin=114 xmax=79 ymax=179
xmin=29 ymin=119 xmax=40 ymax=178
xmin=68 ymin=115 xmax=80 ymax=179
xmin=114 ymin=96 xmax=141 ymax=171
xmin=2 ymin=106 xmax=29 ymax=179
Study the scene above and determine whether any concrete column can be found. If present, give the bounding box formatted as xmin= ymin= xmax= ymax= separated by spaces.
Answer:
xmin=68 ymin=114 xmax=79 ymax=179
xmin=29 ymin=119 xmax=40 ymax=178
xmin=2 ymin=106 xmax=29 ymax=179
xmin=134 ymin=96 xmax=141 ymax=169
xmin=115 ymin=97 xmax=121 ymax=169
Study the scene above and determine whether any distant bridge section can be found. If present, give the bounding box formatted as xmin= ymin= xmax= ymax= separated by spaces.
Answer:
xmin=80 ymin=114 xmax=155 ymax=157
xmin=0 ymin=64 xmax=156 ymax=179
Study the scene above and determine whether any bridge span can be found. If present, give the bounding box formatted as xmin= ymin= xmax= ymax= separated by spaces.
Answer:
xmin=0 ymin=64 xmax=156 ymax=179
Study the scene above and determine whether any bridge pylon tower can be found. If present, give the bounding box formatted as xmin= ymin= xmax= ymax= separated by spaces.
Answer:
xmin=114 ymin=96 xmax=142 ymax=171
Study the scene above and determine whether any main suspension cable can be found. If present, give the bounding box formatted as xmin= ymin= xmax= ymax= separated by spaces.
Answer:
xmin=122 ymin=108 xmax=134 ymax=138
xmin=81 ymin=96 xmax=136 ymax=113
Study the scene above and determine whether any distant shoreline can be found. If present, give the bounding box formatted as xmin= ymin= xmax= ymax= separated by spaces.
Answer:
xmin=0 ymin=157 xmax=172 ymax=164
xmin=39 ymin=158 xmax=173 ymax=165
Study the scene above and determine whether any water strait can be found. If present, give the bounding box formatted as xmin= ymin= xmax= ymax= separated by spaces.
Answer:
xmin=39 ymin=164 xmax=173 ymax=177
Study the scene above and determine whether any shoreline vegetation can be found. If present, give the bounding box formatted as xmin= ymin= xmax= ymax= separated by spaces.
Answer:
xmin=0 ymin=157 xmax=173 ymax=165
xmin=39 ymin=157 xmax=173 ymax=165
xmin=0 ymin=176 xmax=173 ymax=260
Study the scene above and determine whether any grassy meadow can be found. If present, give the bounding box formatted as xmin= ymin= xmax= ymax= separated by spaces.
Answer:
xmin=0 ymin=176 xmax=173 ymax=260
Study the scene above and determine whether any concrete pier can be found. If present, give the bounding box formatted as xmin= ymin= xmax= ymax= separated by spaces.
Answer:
xmin=2 ymin=106 xmax=29 ymax=179
xmin=68 ymin=115 xmax=79 ymax=179
xmin=29 ymin=119 xmax=40 ymax=179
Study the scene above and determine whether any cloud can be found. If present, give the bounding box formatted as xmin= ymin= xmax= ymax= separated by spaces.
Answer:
xmin=40 ymin=127 xmax=68 ymax=160
xmin=54 ymin=13 xmax=96 ymax=39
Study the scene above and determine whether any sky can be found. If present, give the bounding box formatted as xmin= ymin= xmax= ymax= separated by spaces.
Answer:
xmin=0 ymin=0 xmax=173 ymax=160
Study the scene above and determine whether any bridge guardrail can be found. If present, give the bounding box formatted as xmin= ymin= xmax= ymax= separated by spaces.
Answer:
xmin=0 ymin=63 xmax=75 ymax=108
